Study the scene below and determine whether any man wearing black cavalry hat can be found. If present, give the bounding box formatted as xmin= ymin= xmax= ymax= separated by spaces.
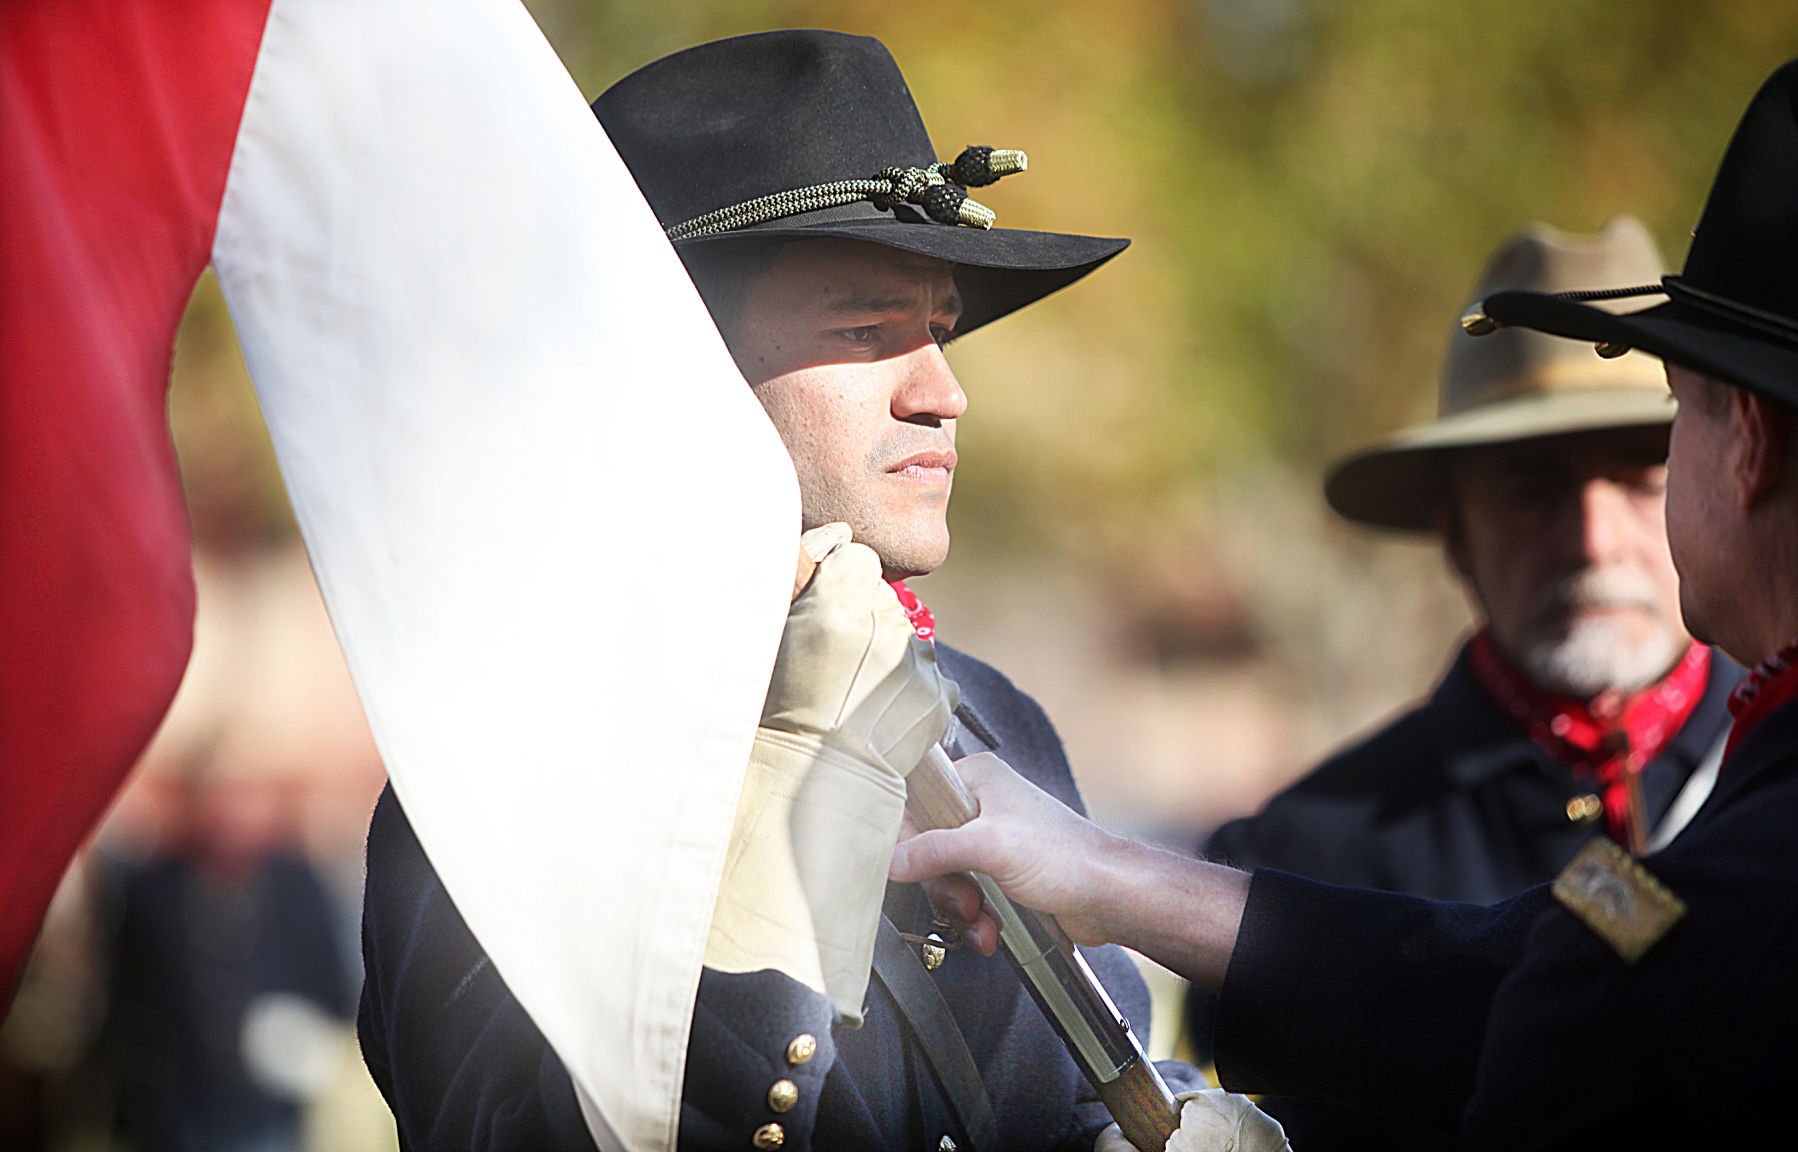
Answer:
xmin=892 ymin=57 xmax=1798 ymax=1149
xmin=1190 ymin=217 xmax=1743 ymax=1150
xmin=357 ymin=30 xmax=1203 ymax=1152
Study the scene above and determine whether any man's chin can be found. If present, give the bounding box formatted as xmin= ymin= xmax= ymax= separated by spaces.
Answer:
xmin=800 ymin=503 xmax=947 ymax=578
xmin=878 ymin=551 xmax=948 ymax=583
xmin=1521 ymin=615 xmax=1688 ymax=698
xmin=872 ymin=536 xmax=949 ymax=582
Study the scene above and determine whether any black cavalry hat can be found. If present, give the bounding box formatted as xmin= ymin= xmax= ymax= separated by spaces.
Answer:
xmin=1476 ymin=58 xmax=1798 ymax=403
xmin=591 ymin=30 xmax=1129 ymax=337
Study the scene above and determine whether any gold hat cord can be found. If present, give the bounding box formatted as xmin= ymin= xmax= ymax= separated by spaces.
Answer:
xmin=665 ymin=146 xmax=1026 ymax=240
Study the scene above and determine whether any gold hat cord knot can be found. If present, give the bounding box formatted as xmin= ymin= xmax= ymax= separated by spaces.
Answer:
xmin=664 ymin=146 xmax=1026 ymax=240
xmin=1461 ymin=281 xmax=1668 ymax=358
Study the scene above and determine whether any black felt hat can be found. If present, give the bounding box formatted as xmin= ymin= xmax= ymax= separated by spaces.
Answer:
xmin=1478 ymin=59 xmax=1798 ymax=403
xmin=591 ymin=30 xmax=1128 ymax=337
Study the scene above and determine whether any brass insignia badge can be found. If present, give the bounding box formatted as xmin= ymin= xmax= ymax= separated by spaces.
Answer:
xmin=1552 ymin=839 xmax=1687 ymax=964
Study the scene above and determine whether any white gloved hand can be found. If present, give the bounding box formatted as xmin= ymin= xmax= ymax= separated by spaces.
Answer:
xmin=705 ymin=523 xmax=958 ymax=1024
xmin=1093 ymin=1089 xmax=1292 ymax=1152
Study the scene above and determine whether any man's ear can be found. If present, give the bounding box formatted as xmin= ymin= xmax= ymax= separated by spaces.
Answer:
xmin=1731 ymin=387 xmax=1790 ymax=509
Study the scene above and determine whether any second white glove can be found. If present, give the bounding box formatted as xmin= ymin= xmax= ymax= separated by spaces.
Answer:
xmin=1093 ymin=1089 xmax=1292 ymax=1152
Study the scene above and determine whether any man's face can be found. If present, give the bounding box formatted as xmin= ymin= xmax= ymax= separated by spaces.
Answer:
xmin=727 ymin=239 xmax=966 ymax=578
xmin=1447 ymin=426 xmax=1689 ymax=698
xmin=1663 ymin=365 xmax=1735 ymax=652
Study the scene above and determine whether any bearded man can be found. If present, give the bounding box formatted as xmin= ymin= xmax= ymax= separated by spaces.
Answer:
xmin=1209 ymin=217 xmax=1742 ymax=905
xmin=1193 ymin=217 xmax=1740 ymax=1150
xmin=1188 ymin=219 xmax=1742 ymax=1150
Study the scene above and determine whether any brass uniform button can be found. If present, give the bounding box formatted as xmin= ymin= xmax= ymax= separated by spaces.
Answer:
xmin=752 ymin=1122 xmax=786 ymax=1149
xmin=1566 ymin=794 xmax=1604 ymax=824
xmin=767 ymin=1078 xmax=799 ymax=1114
xmin=785 ymin=1034 xmax=817 ymax=1065
xmin=938 ymin=1136 xmax=958 ymax=1152
xmin=921 ymin=933 xmax=947 ymax=971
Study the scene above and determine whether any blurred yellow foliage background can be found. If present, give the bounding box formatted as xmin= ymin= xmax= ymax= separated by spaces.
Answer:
xmin=8 ymin=7 xmax=1794 ymax=1150
xmin=167 ymin=0 xmax=1798 ymax=832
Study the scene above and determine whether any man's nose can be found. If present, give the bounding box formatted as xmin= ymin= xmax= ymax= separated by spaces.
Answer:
xmin=1567 ymin=477 xmax=1631 ymax=562
xmin=892 ymin=343 xmax=968 ymax=423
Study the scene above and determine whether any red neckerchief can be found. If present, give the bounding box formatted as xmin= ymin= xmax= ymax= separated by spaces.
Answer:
xmin=889 ymin=580 xmax=935 ymax=644
xmin=1723 ymin=639 xmax=1798 ymax=763
xmin=1469 ymin=630 xmax=1710 ymax=849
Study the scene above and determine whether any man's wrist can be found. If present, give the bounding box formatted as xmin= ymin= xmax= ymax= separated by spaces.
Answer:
xmin=1066 ymin=830 xmax=1175 ymax=948
xmin=1090 ymin=841 xmax=1249 ymax=991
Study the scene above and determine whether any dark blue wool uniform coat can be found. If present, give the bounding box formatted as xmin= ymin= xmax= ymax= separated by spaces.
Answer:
xmin=1192 ymin=642 xmax=1739 ymax=1148
xmin=1211 ymin=694 xmax=1798 ymax=1150
xmin=1206 ymin=642 xmax=1740 ymax=904
xmin=358 ymin=644 xmax=1190 ymax=1151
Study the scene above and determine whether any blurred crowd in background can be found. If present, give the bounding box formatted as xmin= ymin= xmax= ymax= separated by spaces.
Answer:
xmin=6 ymin=1 xmax=1796 ymax=1147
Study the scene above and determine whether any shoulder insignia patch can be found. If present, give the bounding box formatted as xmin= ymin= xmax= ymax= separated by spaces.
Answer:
xmin=1552 ymin=838 xmax=1687 ymax=964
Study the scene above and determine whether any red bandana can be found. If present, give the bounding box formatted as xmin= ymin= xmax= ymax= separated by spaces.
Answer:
xmin=1469 ymin=631 xmax=1711 ymax=851
xmin=1723 ymin=639 xmax=1798 ymax=763
xmin=888 ymin=580 xmax=936 ymax=644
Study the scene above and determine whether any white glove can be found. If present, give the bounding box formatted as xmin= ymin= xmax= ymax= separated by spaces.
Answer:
xmin=1094 ymin=1089 xmax=1292 ymax=1152
xmin=705 ymin=523 xmax=958 ymax=1024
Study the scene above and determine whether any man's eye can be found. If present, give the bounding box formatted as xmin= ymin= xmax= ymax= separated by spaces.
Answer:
xmin=1500 ymin=479 xmax=1561 ymax=507
xmin=839 ymin=326 xmax=880 ymax=346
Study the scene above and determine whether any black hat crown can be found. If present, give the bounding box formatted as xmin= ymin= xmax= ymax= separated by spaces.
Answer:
xmin=596 ymin=32 xmax=939 ymax=232
xmin=1480 ymin=58 xmax=1798 ymax=400
xmin=1683 ymin=59 xmax=1798 ymax=317
xmin=592 ymin=30 xmax=1127 ymax=336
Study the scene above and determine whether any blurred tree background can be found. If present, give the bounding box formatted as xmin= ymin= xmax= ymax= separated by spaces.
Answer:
xmin=169 ymin=1 xmax=1798 ymax=837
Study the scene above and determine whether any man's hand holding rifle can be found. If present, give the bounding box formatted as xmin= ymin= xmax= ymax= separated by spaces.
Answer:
xmin=723 ymin=524 xmax=1287 ymax=1150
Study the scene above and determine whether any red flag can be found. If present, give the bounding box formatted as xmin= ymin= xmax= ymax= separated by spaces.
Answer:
xmin=3 ymin=3 xmax=798 ymax=1146
xmin=0 ymin=0 xmax=274 ymax=1001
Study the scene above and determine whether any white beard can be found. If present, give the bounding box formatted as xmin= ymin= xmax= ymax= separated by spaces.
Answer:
xmin=1517 ymin=568 xmax=1688 ymax=698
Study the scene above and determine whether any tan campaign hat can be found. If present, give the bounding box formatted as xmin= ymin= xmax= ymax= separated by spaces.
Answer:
xmin=1325 ymin=216 xmax=1671 ymax=532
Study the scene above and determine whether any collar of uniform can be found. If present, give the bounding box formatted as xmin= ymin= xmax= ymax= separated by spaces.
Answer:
xmin=1438 ymin=640 xmax=1553 ymax=789
xmin=1671 ymin=647 xmax=1745 ymax=760
xmin=946 ymin=700 xmax=1002 ymax=757
xmin=888 ymin=585 xmax=1001 ymax=754
xmin=1724 ymin=638 xmax=1798 ymax=762
xmin=1692 ymin=681 xmax=1798 ymax=824
xmin=1441 ymin=641 xmax=1738 ymax=791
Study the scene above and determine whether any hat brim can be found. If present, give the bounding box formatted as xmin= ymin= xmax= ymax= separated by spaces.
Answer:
xmin=1483 ymin=291 xmax=1798 ymax=405
xmin=673 ymin=201 xmax=1128 ymax=337
xmin=1325 ymin=387 xmax=1675 ymax=532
